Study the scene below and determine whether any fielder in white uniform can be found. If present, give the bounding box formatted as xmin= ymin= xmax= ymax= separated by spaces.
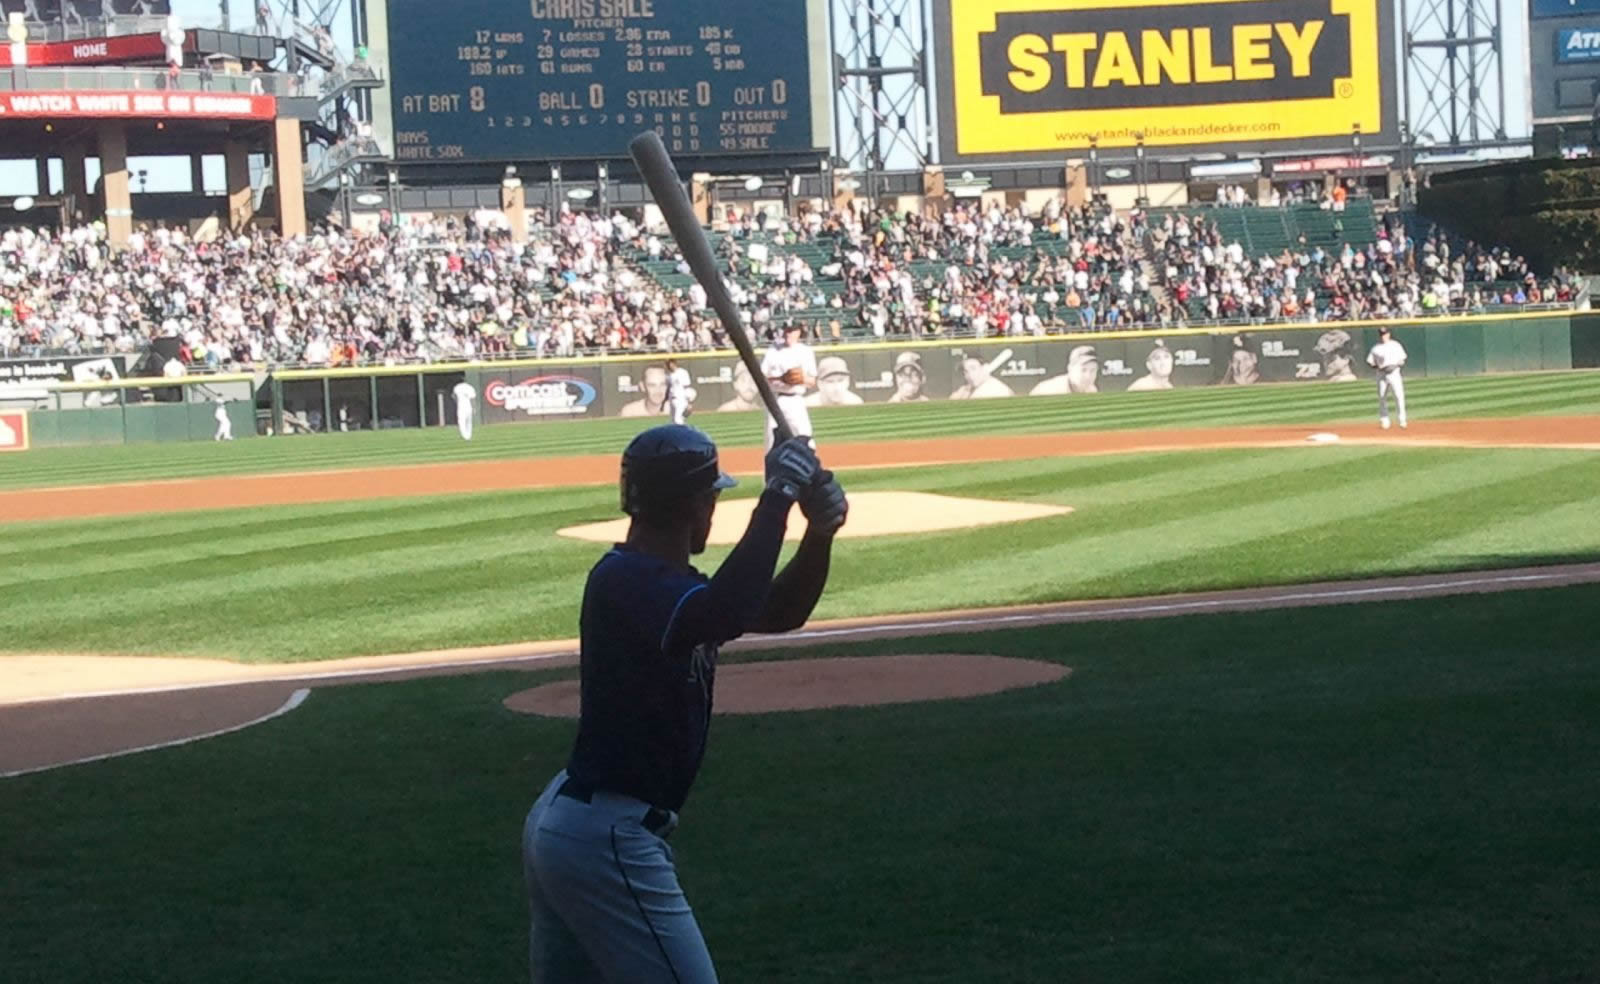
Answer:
xmin=759 ymin=323 xmax=817 ymax=450
xmin=665 ymin=359 xmax=696 ymax=426
xmin=453 ymin=380 xmax=477 ymax=440
xmin=1366 ymin=326 xmax=1408 ymax=429
xmin=213 ymin=398 xmax=233 ymax=441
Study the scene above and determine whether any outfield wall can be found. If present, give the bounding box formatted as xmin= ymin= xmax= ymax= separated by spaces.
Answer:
xmin=7 ymin=312 xmax=1598 ymax=446
xmin=16 ymin=375 xmax=257 ymax=449
xmin=273 ymin=312 xmax=1593 ymax=432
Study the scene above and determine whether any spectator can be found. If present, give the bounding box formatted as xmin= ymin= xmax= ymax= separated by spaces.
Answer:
xmin=0 ymin=200 xmax=1572 ymax=368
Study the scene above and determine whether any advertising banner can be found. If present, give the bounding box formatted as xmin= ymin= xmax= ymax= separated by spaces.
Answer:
xmin=934 ymin=0 xmax=1396 ymax=159
xmin=1556 ymin=27 xmax=1600 ymax=62
xmin=479 ymin=366 xmax=604 ymax=423
xmin=0 ymin=91 xmax=275 ymax=120
xmin=0 ymin=410 xmax=27 ymax=452
xmin=0 ymin=355 xmax=125 ymax=398
xmin=0 ymin=32 xmax=179 ymax=67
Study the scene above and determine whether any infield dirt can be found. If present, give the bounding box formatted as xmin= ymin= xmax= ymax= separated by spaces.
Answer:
xmin=2 ymin=415 xmax=1595 ymax=524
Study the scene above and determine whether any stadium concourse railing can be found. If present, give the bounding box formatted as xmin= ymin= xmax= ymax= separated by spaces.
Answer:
xmin=9 ymin=309 xmax=1598 ymax=449
xmin=17 ymin=16 xmax=186 ymax=44
xmin=0 ymin=65 xmax=287 ymax=94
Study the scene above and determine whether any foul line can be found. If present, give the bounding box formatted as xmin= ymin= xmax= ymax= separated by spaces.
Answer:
xmin=0 ymin=652 xmax=579 ymax=706
xmin=8 ymin=564 xmax=1599 ymax=707
xmin=0 ymin=688 xmax=311 ymax=779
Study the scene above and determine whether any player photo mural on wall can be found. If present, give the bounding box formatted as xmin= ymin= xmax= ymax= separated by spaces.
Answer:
xmin=807 ymin=356 xmax=865 ymax=407
xmin=619 ymin=365 xmax=671 ymax=417
xmin=1031 ymin=344 xmax=1100 ymax=394
xmin=1221 ymin=334 xmax=1262 ymax=385
xmin=1127 ymin=340 xmax=1176 ymax=391
xmin=951 ymin=353 xmax=1015 ymax=399
xmin=887 ymin=351 xmax=929 ymax=403
xmin=716 ymin=361 xmax=762 ymax=412
xmin=1315 ymin=329 xmax=1361 ymax=382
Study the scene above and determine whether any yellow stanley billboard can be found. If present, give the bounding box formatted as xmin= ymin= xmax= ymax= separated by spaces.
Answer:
xmin=937 ymin=0 xmax=1393 ymax=157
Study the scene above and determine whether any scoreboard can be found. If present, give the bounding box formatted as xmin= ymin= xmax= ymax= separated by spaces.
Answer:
xmin=1530 ymin=0 xmax=1600 ymax=125
xmin=383 ymin=0 xmax=830 ymax=164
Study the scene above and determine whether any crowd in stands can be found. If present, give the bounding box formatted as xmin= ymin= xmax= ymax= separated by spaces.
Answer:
xmin=1153 ymin=209 xmax=1575 ymax=325
xmin=0 ymin=190 xmax=1579 ymax=370
xmin=0 ymin=211 xmax=733 ymax=368
xmin=700 ymin=199 xmax=1160 ymax=335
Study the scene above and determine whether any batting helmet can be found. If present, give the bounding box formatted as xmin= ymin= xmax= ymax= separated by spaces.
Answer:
xmin=620 ymin=425 xmax=737 ymax=518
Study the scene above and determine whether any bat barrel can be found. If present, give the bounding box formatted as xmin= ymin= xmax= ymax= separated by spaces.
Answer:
xmin=627 ymin=131 xmax=792 ymax=444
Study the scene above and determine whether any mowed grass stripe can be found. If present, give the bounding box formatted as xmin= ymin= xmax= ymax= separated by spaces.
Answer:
xmin=0 ymin=529 xmax=591 ymax=660
xmin=0 ymin=487 xmax=611 ymax=589
xmin=3 ymin=371 xmax=1598 ymax=492
xmin=1403 ymin=493 xmax=1600 ymax=566
xmin=1403 ymin=383 xmax=1600 ymax=418
xmin=830 ymin=450 xmax=1580 ymax=613
xmin=1094 ymin=452 xmax=1600 ymax=596
xmin=812 ymin=450 xmax=1441 ymax=613
xmin=1 ymin=488 xmax=603 ymax=606
xmin=860 ymin=445 xmax=1390 ymax=501
xmin=0 ymin=489 xmax=582 ymax=563
xmin=7 ymin=445 xmax=1597 ymax=659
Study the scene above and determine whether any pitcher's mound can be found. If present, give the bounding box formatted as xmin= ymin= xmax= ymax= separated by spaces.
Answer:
xmin=504 ymin=653 xmax=1070 ymax=716
xmin=557 ymin=491 xmax=1072 ymax=544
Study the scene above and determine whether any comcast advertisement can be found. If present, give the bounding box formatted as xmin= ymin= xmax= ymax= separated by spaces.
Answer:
xmin=934 ymin=0 xmax=1396 ymax=159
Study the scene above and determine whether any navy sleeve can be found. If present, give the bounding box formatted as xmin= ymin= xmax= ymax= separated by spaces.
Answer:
xmin=665 ymin=490 xmax=792 ymax=649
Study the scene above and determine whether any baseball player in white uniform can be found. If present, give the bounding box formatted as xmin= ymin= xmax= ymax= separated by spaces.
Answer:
xmin=1366 ymin=326 xmax=1408 ymax=429
xmin=759 ymin=323 xmax=817 ymax=450
xmin=665 ymin=359 xmax=695 ymax=425
xmin=212 ymin=398 xmax=233 ymax=441
xmin=453 ymin=380 xmax=477 ymax=440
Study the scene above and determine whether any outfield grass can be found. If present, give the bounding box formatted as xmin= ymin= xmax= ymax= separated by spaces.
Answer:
xmin=3 ymin=370 xmax=1596 ymax=661
xmin=3 ymin=444 xmax=1598 ymax=660
xmin=5 ymin=585 xmax=1598 ymax=983
xmin=2 ymin=370 xmax=1597 ymax=491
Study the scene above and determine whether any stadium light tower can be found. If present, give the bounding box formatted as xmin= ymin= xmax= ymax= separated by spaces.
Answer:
xmin=1402 ymin=0 xmax=1510 ymax=148
xmin=832 ymin=0 xmax=934 ymax=200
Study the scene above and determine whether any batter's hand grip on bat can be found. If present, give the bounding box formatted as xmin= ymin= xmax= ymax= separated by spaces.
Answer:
xmin=627 ymin=130 xmax=792 ymax=443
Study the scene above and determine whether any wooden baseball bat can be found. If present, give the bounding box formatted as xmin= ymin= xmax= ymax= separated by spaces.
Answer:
xmin=628 ymin=131 xmax=793 ymax=444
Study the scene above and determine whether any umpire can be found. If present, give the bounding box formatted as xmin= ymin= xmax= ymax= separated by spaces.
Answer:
xmin=522 ymin=425 xmax=848 ymax=983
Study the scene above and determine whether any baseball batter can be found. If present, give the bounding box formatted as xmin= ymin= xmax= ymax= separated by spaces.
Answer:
xmin=1366 ymin=326 xmax=1408 ymax=429
xmin=759 ymin=323 xmax=817 ymax=450
xmin=665 ymin=359 xmax=695 ymax=425
xmin=453 ymin=380 xmax=476 ymax=440
xmin=521 ymin=424 xmax=847 ymax=984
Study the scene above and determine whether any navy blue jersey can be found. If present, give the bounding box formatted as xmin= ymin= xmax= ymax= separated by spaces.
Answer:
xmin=566 ymin=546 xmax=724 ymax=813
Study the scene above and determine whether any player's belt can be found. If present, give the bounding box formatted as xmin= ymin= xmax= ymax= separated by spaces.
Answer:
xmin=557 ymin=776 xmax=675 ymax=837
